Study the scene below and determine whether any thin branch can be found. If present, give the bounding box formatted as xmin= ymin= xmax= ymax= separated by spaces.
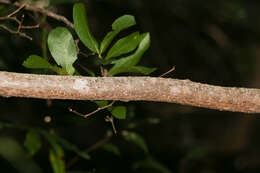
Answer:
xmin=66 ymin=135 xmax=111 ymax=169
xmin=105 ymin=115 xmax=117 ymax=134
xmin=69 ymin=101 xmax=115 ymax=118
xmin=160 ymin=66 xmax=175 ymax=77
xmin=0 ymin=24 xmax=33 ymax=40
xmin=0 ymin=71 xmax=260 ymax=113
xmin=0 ymin=0 xmax=74 ymax=28
xmin=0 ymin=3 xmax=40 ymax=40
xmin=7 ymin=3 xmax=25 ymax=17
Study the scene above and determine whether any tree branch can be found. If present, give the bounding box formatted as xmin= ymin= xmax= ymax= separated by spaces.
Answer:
xmin=0 ymin=71 xmax=259 ymax=113
xmin=0 ymin=0 xmax=74 ymax=28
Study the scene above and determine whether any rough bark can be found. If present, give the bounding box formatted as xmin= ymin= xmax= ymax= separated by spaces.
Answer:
xmin=0 ymin=71 xmax=259 ymax=113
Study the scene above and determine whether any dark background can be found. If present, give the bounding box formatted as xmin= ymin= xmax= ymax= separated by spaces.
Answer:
xmin=0 ymin=0 xmax=260 ymax=172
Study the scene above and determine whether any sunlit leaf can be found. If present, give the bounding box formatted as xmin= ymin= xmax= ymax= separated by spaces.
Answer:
xmin=111 ymin=106 xmax=126 ymax=119
xmin=24 ymin=130 xmax=42 ymax=156
xmin=105 ymin=32 xmax=140 ymax=60
xmin=133 ymin=157 xmax=172 ymax=173
xmin=100 ymin=15 xmax=136 ymax=54
xmin=101 ymin=143 xmax=120 ymax=156
xmin=49 ymin=149 xmax=65 ymax=173
xmin=109 ymin=33 xmax=151 ymax=76
xmin=73 ymin=3 xmax=99 ymax=53
xmin=122 ymin=131 xmax=148 ymax=153
xmin=47 ymin=27 xmax=77 ymax=75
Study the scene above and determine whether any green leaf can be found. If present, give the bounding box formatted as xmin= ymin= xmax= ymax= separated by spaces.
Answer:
xmin=112 ymin=15 xmax=136 ymax=31
xmin=133 ymin=157 xmax=172 ymax=173
xmin=122 ymin=131 xmax=148 ymax=153
xmin=22 ymin=55 xmax=63 ymax=74
xmin=111 ymin=106 xmax=127 ymax=119
xmin=105 ymin=32 xmax=140 ymax=60
xmin=24 ymin=130 xmax=42 ymax=156
xmin=109 ymin=33 xmax=151 ymax=76
xmin=100 ymin=31 xmax=119 ymax=54
xmin=101 ymin=143 xmax=120 ymax=156
xmin=23 ymin=55 xmax=52 ymax=69
xmin=100 ymin=15 xmax=136 ymax=54
xmin=49 ymin=149 xmax=65 ymax=173
xmin=47 ymin=27 xmax=77 ymax=75
xmin=95 ymin=100 xmax=109 ymax=107
xmin=73 ymin=3 xmax=99 ymax=53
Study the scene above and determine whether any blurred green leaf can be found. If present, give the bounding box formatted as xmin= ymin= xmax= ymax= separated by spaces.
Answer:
xmin=24 ymin=130 xmax=42 ymax=156
xmin=122 ymin=131 xmax=148 ymax=153
xmin=133 ymin=157 xmax=171 ymax=173
xmin=40 ymin=131 xmax=64 ymax=157
xmin=100 ymin=15 xmax=136 ymax=54
xmin=185 ymin=147 xmax=208 ymax=161
xmin=112 ymin=15 xmax=136 ymax=31
xmin=54 ymin=134 xmax=90 ymax=160
xmin=73 ymin=3 xmax=99 ymax=53
xmin=109 ymin=33 xmax=151 ymax=76
xmin=101 ymin=143 xmax=120 ymax=156
xmin=47 ymin=27 xmax=77 ymax=75
xmin=111 ymin=106 xmax=126 ymax=119
xmin=95 ymin=100 xmax=109 ymax=107
xmin=0 ymin=136 xmax=43 ymax=173
xmin=22 ymin=55 xmax=63 ymax=74
xmin=49 ymin=149 xmax=65 ymax=173
xmin=40 ymin=130 xmax=90 ymax=160
xmin=105 ymin=32 xmax=140 ymax=60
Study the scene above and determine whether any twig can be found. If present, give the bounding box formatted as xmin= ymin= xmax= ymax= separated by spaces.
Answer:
xmin=66 ymin=135 xmax=111 ymax=169
xmin=0 ymin=0 xmax=74 ymax=28
xmin=105 ymin=115 xmax=117 ymax=134
xmin=0 ymin=3 xmax=40 ymax=40
xmin=0 ymin=24 xmax=33 ymax=40
xmin=160 ymin=66 xmax=175 ymax=77
xmin=7 ymin=3 xmax=25 ymax=17
xmin=69 ymin=101 xmax=116 ymax=118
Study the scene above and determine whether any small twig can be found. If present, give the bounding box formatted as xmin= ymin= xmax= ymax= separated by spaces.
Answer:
xmin=0 ymin=3 xmax=40 ymax=40
xmin=66 ymin=135 xmax=111 ymax=169
xmin=105 ymin=115 xmax=117 ymax=134
xmin=7 ymin=3 xmax=25 ymax=17
xmin=69 ymin=101 xmax=116 ymax=118
xmin=0 ymin=0 xmax=74 ymax=28
xmin=160 ymin=66 xmax=175 ymax=77
xmin=0 ymin=24 xmax=33 ymax=40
